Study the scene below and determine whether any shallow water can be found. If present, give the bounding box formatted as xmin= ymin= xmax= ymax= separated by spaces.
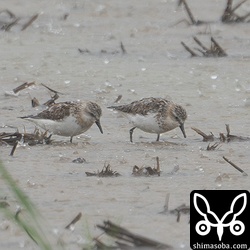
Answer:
xmin=0 ymin=0 xmax=250 ymax=249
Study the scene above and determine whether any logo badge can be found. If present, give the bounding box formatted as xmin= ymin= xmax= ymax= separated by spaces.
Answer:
xmin=190 ymin=190 xmax=249 ymax=249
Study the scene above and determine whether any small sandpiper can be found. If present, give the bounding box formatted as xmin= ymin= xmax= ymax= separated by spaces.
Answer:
xmin=108 ymin=97 xmax=187 ymax=142
xmin=20 ymin=101 xmax=103 ymax=143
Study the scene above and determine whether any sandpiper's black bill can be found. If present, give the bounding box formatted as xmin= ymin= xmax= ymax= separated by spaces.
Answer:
xmin=96 ymin=120 xmax=103 ymax=134
xmin=180 ymin=123 xmax=186 ymax=138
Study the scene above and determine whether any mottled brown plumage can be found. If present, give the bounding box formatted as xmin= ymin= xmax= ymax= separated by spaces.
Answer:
xmin=108 ymin=97 xmax=187 ymax=142
xmin=21 ymin=101 xmax=103 ymax=142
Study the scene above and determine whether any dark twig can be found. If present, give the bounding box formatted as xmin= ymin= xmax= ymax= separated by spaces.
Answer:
xmin=41 ymin=83 xmax=63 ymax=95
xmin=181 ymin=42 xmax=198 ymax=57
xmin=9 ymin=140 xmax=18 ymax=156
xmin=223 ymin=156 xmax=248 ymax=176
xmin=120 ymin=42 xmax=127 ymax=54
xmin=13 ymin=82 xmax=35 ymax=94
xmin=207 ymin=142 xmax=221 ymax=151
xmin=191 ymin=127 xmax=214 ymax=141
xmin=65 ymin=212 xmax=82 ymax=230
xmin=114 ymin=95 xmax=122 ymax=103
xmin=21 ymin=13 xmax=39 ymax=31
xmin=85 ymin=163 xmax=121 ymax=177
xmin=96 ymin=220 xmax=171 ymax=249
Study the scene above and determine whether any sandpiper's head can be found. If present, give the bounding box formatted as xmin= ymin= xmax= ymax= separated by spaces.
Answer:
xmin=172 ymin=104 xmax=187 ymax=138
xmin=87 ymin=102 xmax=103 ymax=134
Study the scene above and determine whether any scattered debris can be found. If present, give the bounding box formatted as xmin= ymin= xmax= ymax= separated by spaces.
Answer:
xmin=0 ymin=129 xmax=52 ymax=156
xmin=95 ymin=220 xmax=172 ymax=249
xmin=114 ymin=94 xmax=122 ymax=103
xmin=221 ymin=0 xmax=250 ymax=23
xmin=176 ymin=0 xmax=250 ymax=25
xmin=85 ymin=163 xmax=121 ymax=177
xmin=223 ymin=156 xmax=248 ymax=176
xmin=192 ymin=124 xmax=250 ymax=142
xmin=176 ymin=0 xmax=205 ymax=26
xmin=206 ymin=142 xmax=221 ymax=151
xmin=0 ymin=9 xmax=38 ymax=31
xmin=0 ymin=200 xmax=10 ymax=208
xmin=65 ymin=212 xmax=82 ymax=230
xmin=21 ymin=14 xmax=39 ymax=31
xmin=5 ymin=81 xmax=35 ymax=97
xmin=13 ymin=82 xmax=35 ymax=94
xmin=159 ymin=194 xmax=190 ymax=222
xmin=181 ymin=36 xmax=227 ymax=57
xmin=120 ymin=41 xmax=127 ymax=54
xmin=72 ymin=157 xmax=86 ymax=164
xmin=132 ymin=157 xmax=161 ymax=176
xmin=78 ymin=42 xmax=127 ymax=56
xmin=30 ymin=83 xmax=61 ymax=107
xmin=0 ymin=132 xmax=22 ymax=146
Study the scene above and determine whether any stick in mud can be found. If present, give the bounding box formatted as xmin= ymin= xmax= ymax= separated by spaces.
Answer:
xmin=13 ymin=82 xmax=35 ymax=94
xmin=181 ymin=42 xmax=198 ymax=57
xmin=96 ymin=220 xmax=172 ymax=249
xmin=21 ymin=13 xmax=39 ymax=31
xmin=65 ymin=212 xmax=82 ymax=230
xmin=222 ymin=156 xmax=248 ymax=176
xmin=120 ymin=42 xmax=127 ymax=54
xmin=10 ymin=140 xmax=18 ymax=156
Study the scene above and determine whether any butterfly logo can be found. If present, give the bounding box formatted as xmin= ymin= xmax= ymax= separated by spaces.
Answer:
xmin=193 ymin=193 xmax=247 ymax=241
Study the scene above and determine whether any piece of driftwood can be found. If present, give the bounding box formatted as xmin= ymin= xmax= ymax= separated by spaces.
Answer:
xmin=13 ymin=82 xmax=35 ymax=94
xmin=132 ymin=157 xmax=161 ymax=176
xmin=221 ymin=0 xmax=250 ymax=23
xmin=192 ymin=124 xmax=250 ymax=142
xmin=85 ymin=164 xmax=121 ymax=177
xmin=223 ymin=156 xmax=248 ymax=176
xmin=95 ymin=220 xmax=172 ymax=249
xmin=181 ymin=36 xmax=227 ymax=57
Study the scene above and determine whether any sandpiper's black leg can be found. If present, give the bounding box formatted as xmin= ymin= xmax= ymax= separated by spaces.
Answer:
xmin=156 ymin=134 xmax=160 ymax=141
xmin=129 ymin=127 xmax=136 ymax=142
xmin=70 ymin=136 xmax=73 ymax=143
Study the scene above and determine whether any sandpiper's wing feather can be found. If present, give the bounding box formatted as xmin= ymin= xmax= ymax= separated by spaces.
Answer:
xmin=24 ymin=102 xmax=75 ymax=121
xmin=108 ymin=97 xmax=172 ymax=115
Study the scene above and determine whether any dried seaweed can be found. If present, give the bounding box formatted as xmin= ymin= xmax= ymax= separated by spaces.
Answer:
xmin=95 ymin=220 xmax=172 ymax=249
xmin=0 ymin=128 xmax=52 ymax=156
xmin=181 ymin=36 xmax=227 ymax=57
xmin=132 ymin=157 xmax=161 ymax=176
xmin=192 ymin=124 xmax=250 ymax=142
xmin=85 ymin=164 xmax=121 ymax=177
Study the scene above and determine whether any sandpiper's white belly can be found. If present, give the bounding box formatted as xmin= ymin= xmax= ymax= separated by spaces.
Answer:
xmin=28 ymin=116 xmax=87 ymax=137
xmin=128 ymin=113 xmax=179 ymax=134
